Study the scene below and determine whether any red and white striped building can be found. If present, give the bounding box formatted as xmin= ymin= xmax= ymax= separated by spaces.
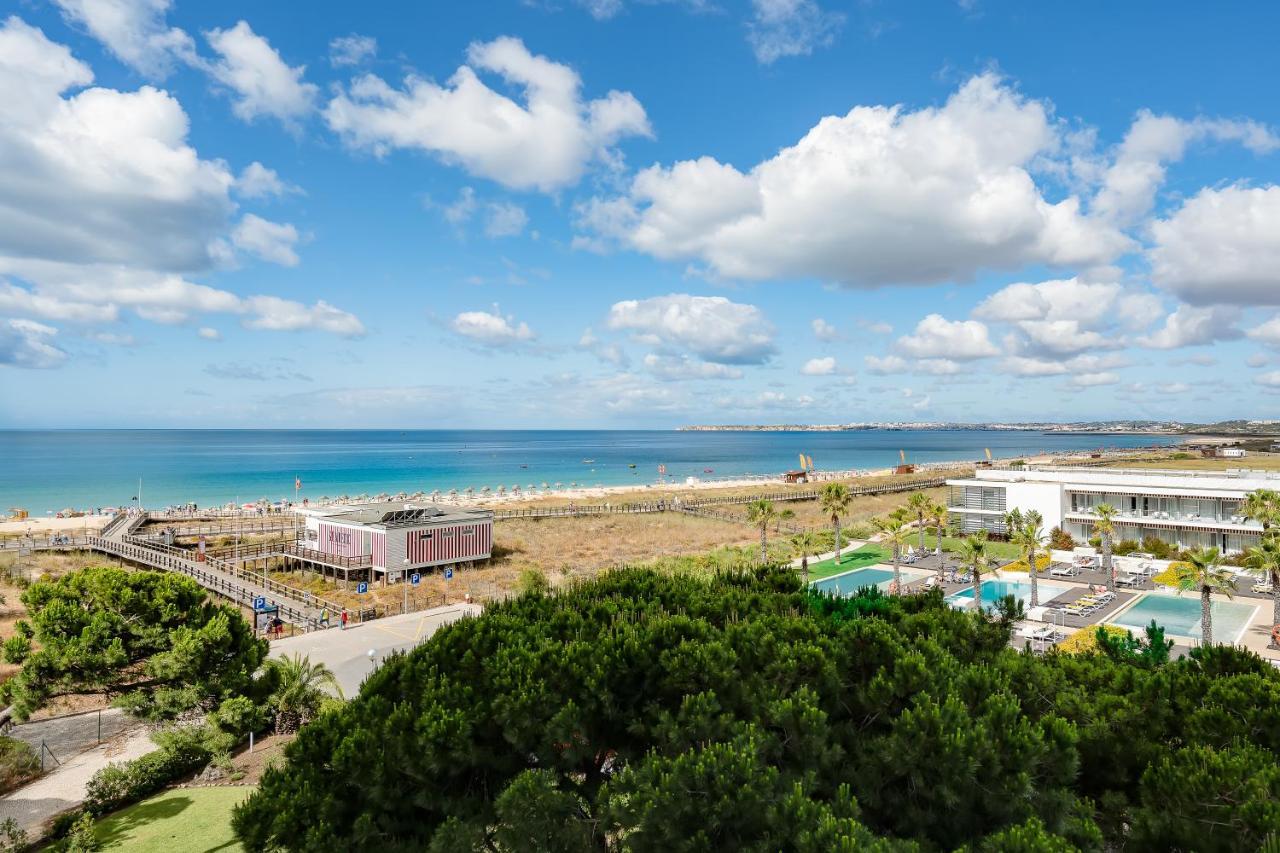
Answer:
xmin=296 ymin=501 xmax=493 ymax=582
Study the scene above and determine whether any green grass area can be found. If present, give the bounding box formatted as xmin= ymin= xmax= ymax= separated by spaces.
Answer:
xmin=808 ymin=544 xmax=891 ymax=579
xmin=939 ymin=536 xmax=1022 ymax=560
xmin=94 ymin=786 xmax=251 ymax=852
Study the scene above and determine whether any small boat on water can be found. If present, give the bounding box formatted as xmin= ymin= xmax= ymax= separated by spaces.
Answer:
xmin=582 ymin=459 xmax=595 ymax=464
xmin=704 ymin=468 xmax=714 ymax=473
xmin=628 ymin=463 xmax=637 ymax=468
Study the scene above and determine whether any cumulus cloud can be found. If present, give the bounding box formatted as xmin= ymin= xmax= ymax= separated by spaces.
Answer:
xmin=811 ymin=317 xmax=839 ymax=341
xmin=197 ymin=326 xmax=220 ymax=340
xmin=1138 ymin=305 xmax=1241 ymax=350
xmin=894 ymin=314 xmax=999 ymax=360
xmin=231 ymin=214 xmax=301 ymax=266
xmin=239 ymin=297 xmax=365 ymax=336
xmin=234 ymin=162 xmax=298 ymax=199
xmin=605 ymin=293 xmax=775 ymax=365
xmin=51 ymin=0 xmax=193 ymax=77
xmin=577 ymin=327 xmax=628 ymax=367
xmin=484 ymin=202 xmax=528 ymax=238
xmin=0 ymin=318 xmax=66 ymax=368
xmin=1255 ymin=371 xmax=1280 ymax=389
xmin=1068 ymin=371 xmax=1120 ymax=388
xmin=451 ymin=308 xmax=536 ymax=346
xmin=864 ymin=354 xmax=908 ymax=375
xmin=1001 ymin=353 xmax=1129 ymax=377
xmin=329 ymin=33 xmax=377 ymax=67
xmin=325 ymin=36 xmax=651 ymax=192
xmin=0 ymin=282 xmax=117 ymax=324
xmin=643 ymin=353 xmax=743 ymax=380
xmin=973 ymin=278 xmax=1161 ymax=329
xmin=1093 ymin=111 xmax=1279 ymax=225
xmin=1149 ymin=185 xmax=1280 ymax=306
xmin=204 ymin=21 xmax=318 ymax=126
xmin=577 ymin=74 xmax=1129 ymax=287
xmin=801 ymin=356 xmax=836 ymax=375
xmin=1248 ymin=316 xmax=1280 ymax=348
xmin=746 ymin=0 xmax=845 ymax=65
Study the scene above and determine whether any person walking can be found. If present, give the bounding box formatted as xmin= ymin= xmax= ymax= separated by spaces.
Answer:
xmin=340 ymin=608 xmax=348 ymax=630
xmin=320 ymin=608 xmax=330 ymax=628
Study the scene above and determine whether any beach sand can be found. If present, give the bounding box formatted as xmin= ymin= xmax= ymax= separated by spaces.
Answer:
xmin=0 ymin=515 xmax=110 ymax=536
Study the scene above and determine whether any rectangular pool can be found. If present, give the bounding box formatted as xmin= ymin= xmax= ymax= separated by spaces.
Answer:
xmin=1107 ymin=593 xmax=1258 ymax=644
xmin=812 ymin=566 xmax=929 ymax=596
xmin=946 ymin=579 xmax=1070 ymax=611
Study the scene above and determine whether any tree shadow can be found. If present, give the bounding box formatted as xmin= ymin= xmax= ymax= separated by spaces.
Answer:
xmin=95 ymin=794 xmax=192 ymax=848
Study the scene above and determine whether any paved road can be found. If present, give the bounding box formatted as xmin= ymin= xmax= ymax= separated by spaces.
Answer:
xmin=270 ymin=603 xmax=483 ymax=695
xmin=7 ymin=708 xmax=134 ymax=761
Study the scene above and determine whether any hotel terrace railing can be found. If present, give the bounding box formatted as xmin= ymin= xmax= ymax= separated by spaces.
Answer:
xmin=1065 ymin=509 xmax=1265 ymax=530
xmin=1020 ymin=464 xmax=1280 ymax=481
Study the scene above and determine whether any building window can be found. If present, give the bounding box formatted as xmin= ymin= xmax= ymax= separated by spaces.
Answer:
xmin=418 ymin=532 xmax=433 ymax=540
xmin=462 ymin=528 xmax=475 ymax=536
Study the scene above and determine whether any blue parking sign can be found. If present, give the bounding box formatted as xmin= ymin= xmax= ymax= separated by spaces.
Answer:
xmin=411 ymin=572 xmax=421 ymax=586
xmin=356 ymin=581 xmax=368 ymax=594
xmin=253 ymin=596 xmax=266 ymax=610
xmin=444 ymin=567 xmax=453 ymax=580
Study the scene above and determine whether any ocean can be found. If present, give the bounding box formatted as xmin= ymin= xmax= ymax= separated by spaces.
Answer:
xmin=0 ymin=429 xmax=1181 ymax=511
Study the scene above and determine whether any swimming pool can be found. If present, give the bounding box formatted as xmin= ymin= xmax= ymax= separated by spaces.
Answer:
xmin=812 ymin=566 xmax=929 ymax=596
xmin=1108 ymin=593 xmax=1258 ymax=644
xmin=946 ymin=579 xmax=1070 ymax=611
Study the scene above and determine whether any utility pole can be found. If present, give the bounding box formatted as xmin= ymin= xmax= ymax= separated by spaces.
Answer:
xmin=402 ymin=559 xmax=410 ymax=614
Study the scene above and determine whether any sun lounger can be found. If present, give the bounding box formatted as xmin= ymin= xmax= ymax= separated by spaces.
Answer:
xmin=1050 ymin=565 xmax=1077 ymax=577
xmin=1252 ymin=582 xmax=1274 ymax=595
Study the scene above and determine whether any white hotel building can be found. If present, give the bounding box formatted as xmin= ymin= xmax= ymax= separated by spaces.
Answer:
xmin=946 ymin=466 xmax=1276 ymax=554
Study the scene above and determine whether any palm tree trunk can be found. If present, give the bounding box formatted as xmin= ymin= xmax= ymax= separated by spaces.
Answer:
xmin=1028 ymin=546 xmax=1039 ymax=608
xmin=1272 ymin=570 xmax=1279 ymax=643
xmin=917 ymin=513 xmax=926 ymax=553
xmin=973 ymin=569 xmax=982 ymax=610
xmin=834 ymin=517 xmax=842 ymax=564
xmin=892 ymin=546 xmax=901 ymax=594
xmin=1102 ymin=532 xmax=1114 ymax=588
xmin=1201 ymin=587 xmax=1213 ymax=646
xmin=935 ymin=523 xmax=942 ymax=558
xmin=801 ymin=555 xmax=809 ymax=585
xmin=760 ymin=525 xmax=768 ymax=564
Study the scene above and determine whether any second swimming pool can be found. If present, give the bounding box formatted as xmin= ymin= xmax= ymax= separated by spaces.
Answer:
xmin=811 ymin=566 xmax=929 ymax=596
xmin=1108 ymin=593 xmax=1258 ymax=644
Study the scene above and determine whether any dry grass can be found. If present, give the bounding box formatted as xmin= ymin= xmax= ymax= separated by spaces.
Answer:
xmin=715 ymin=486 xmax=949 ymax=531
xmin=1103 ymin=452 xmax=1280 ymax=472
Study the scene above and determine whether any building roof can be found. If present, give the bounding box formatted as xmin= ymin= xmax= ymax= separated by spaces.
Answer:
xmin=949 ymin=465 xmax=1280 ymax=495
xmin=297 ymin=501 xmax=493 ymax=528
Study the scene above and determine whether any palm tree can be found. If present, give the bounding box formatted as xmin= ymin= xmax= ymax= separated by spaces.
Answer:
xmin=1242 ymin=488 xmax=1280 ymax=532
xmin=928 ymin=501 xmax=948 ymax=559
xmin=747 ymin=499 xmax=780 ymax=564
xmin=957 ymin=531 xmax=996 ymax=610
xmin=871 ymin=508 xmax=913 ymax=594
xmin=1006 ymin=508 xmax=1046 ymax=608
xmin=1093 ymin=503 xmax=1119 ymax=588
xmin=1244 ymin=533 xmax=1280 ymax=644
xmin=266 ymin=654 xmax=344 ymax=734
xmin=790 ymin=530 xmax=820 ymax=586
xmin=906 ymin=491 xmax=932 ymax=555
xmin=1173 ymin=546 xmax=1237 ymax=647
xmin=820 ymin=483 xmax=853 ymax=565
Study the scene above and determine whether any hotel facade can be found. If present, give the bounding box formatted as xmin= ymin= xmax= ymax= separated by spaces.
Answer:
xmin=946 ymin=466 xmax=1275 ymax=554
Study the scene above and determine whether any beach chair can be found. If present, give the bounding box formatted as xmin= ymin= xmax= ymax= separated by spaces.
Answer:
xmin=1050 ymin=564 xmax=1076 ymax=577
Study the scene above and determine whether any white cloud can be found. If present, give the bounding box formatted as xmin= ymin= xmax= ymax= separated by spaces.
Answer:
xmin=894 ymin=314 xmax=999 ymax=360
xmin=1256 ymin=371 xmax=1280 ymax=388
xmin=1155 ymin=382 xmax=1191 ymax=394
xmin=0 ymin=282 xmax=117 ymax=323
xmin=811 ymin=317 xmax=839 ymax=341
xmin=577 ymin=327 xmax=628 ymax=367
xmin=240 ymin=296 xmax=365 ymax=336
xmin=329 ymin=34 xmax=376 ymax=67
xmin=801 ymin=356 xmax=836 ymax=375
xmin=484 ymin=202 xmax=528 ymax=238
xmin=231 ymin=214 xmax=301 ymax=266
xmin=0 ymin=318 xmax=66 ymax=368
xmin=973 ymin=278 xmax=1158 ymax=329
xmin=1149 ymin=185 xmax=1280 ymax=306
xmin=451 ymin=308 xmax=535 ymax=346
xmin=325 ymin=36 xmax=651 ymax=192
xmin=578 ymin=74 xmax=1129 ymax=287
xmin=1002 ymin=353 xmax=1128 ymax=377
xmin=746 ymin=0 xmax=845 ymax=65
xmin=605 ymin=293 xmax=775 ymax=365
xmin=1068 ymin=371 xmax=1120 ymax=388
xmin=197 ymin=326 xmax=220 ymax=340
xmin=1093 ymin=111 xmax=1279 ymax=225
xmin=204 ymin=21 xmax=318 ymax=126
xmin=1247 ymin=352 xmax=1271 ymax=368
xmin=51 ymin=0 xmax=193 ymax=77
xmin=1249 ymin=316 xmax=1280 ymax=348
xmin=234 ymin=162 xmax=297 ymax=199
xmin=643 ymin=353 xmax=743 ymax=380
xmin=864 ymin=354 xmax=907 ymax=374
xmin=442 ymin=187 xmax=478 ymax=225
xmin=909 ymin=393 xmax=932 ymax=411
xmin=1138 ymin=305 xmax=1241 ymax=350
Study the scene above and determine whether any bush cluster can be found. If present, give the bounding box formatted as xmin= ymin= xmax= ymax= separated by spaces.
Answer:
xmin=0 ymin=737 xmax=41 ymax=796
xmin=84 ymin=724 xmax=231 ymax=817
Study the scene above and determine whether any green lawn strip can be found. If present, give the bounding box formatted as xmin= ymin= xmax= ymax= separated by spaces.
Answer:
xmin=94 ymin=786 xmax=252 ymax=852
xmin=938 ymin=536 xmax=1022 ymax=560
xmin=808 ymin=545 xmax=891 ymax=580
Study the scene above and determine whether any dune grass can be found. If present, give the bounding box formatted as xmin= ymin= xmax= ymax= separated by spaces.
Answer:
xmin=93 ymin=786 xmax=251 ymax=852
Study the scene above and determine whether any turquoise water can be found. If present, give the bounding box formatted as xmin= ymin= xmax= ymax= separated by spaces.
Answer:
xmin=947 ymin=579 xmax=1067 ymax=611
xmin=812 ymin=567 xmax=911 ymax=595
xmin=1109 ymin=594 xmax=1257 ymax=642
xmin=0 ymin=429 xmax=1179 ymax=510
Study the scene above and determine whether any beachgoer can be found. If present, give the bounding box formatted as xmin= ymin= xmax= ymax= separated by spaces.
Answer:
xmin=320 ymin=609 xmax=330 ymax=628
xmin=341 ymin=609 xmax=349 ymax=630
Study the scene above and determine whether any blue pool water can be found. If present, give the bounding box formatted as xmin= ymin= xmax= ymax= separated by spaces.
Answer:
xmin=1109 ymin=594 xmax=1257 ymax=643
xmin=947 ymin=579 xmax=1067 ymax=611
xmin=812 ymin=567 xmax=923 ymax=596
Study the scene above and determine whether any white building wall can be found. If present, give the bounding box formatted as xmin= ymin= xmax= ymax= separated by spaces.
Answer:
xmin=1003 ymin=481 xmax=1065 ymax=529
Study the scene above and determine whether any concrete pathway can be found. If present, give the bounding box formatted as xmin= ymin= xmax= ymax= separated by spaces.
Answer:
xmin=270 ymin=603 xmax=483 ymax=696
xmin=0 ymin=727 xmax=155 ymax=838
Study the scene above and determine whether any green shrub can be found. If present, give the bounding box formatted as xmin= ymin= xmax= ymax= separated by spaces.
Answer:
xmin=211 ymin=695 xmax=268 ymax=739
xmin=0 ymin=737 xmax=40 ymax=795
xmin=1113 ymin=539 xmax=1141 ymax=556
xmin=84 ymin=724 xmax=219 ymax=816
xmin=50 ymin=812 xmax=99 ymax=852
xmin=517 ymin=568 xmax=550 ymax=596
xmin=1048 ymin=527 xmax=1075 ymax=551
xmin=0 ymin=816 xmax=28 ymax=852
xmin=1 ymin=635 xmax=30 ymax=665
xmin=1141 ymin=536 xmax=1175 ymax=560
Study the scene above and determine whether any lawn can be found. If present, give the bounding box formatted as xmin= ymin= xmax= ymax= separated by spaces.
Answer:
xmin=938 ymin=536 xmax=1022 ymax=560
xmin=94 ymin=786 xmax=251 ymax=852
xmin=808 ymin=544 xmax=891 ymax=579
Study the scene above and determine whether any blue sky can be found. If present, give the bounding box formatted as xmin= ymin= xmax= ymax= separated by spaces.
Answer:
xmin=1 ymin=0 xmax=1279 ymax=428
